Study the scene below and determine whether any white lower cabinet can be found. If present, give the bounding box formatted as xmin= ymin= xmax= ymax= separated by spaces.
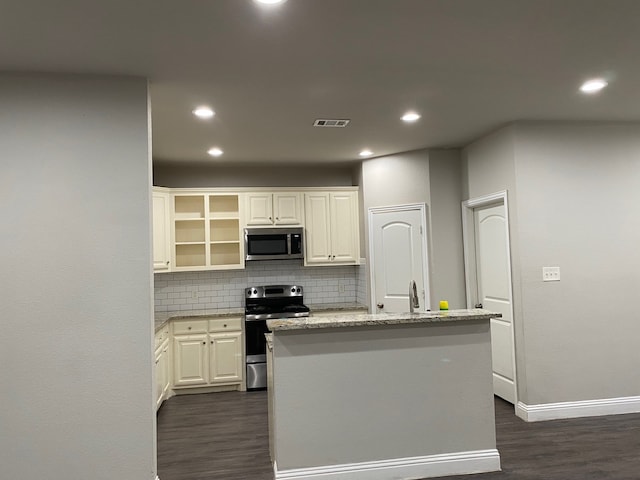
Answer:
xmin=209 ymin=332 xmax=243 ymax=384
xmin=173 ymin=334 xmax=209 ymax=387
xmin=155 ymin=325 xmax=171 ymax=410
xmin=172 ymin=317 xmax=243 ymax=391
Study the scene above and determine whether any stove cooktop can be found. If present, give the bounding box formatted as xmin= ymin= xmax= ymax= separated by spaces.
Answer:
xmin=244 ymin=285 xmax=310 ymax=321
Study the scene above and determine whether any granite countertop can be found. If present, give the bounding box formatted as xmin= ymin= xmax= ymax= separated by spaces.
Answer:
xmin=308 ymin=303 xmax=368 ymax=313
xmin=155 ymin=303 xmax=368 ymax=332
xmin=155 ymin=308 xmax=244 ymax=332
xmin=267 ymin=308 xmax=500 ymax=332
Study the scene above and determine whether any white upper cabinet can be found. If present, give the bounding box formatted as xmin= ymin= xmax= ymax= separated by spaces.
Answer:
xmin=172 ymin=192 xmax=244 ymax=271
xmin=304 ymin=191 xmax=359 ymax=265
xmin=152 ymin=188 xmax=171 ymax=271
xmin=152 ymin=186 xmax=359 ymax=272
xmin=246 ymin=192 xmax=303 ymax=226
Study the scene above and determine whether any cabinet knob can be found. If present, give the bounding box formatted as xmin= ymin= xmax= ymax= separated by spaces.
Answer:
xmin=328 ymin=255 xmax=331 ymax=259
xmin=269 ymin=216 xmax=272 ymax=220
xmin=377 ymin=303 xmax=384 ymax=309
xmin=276 ymin=217 xmax=279 ymax=220
xmin=166 ymin=261 xmax=170 ymax=265
xmin=202 ymin=341 xmax=206 ymax=345
xmin=332 ymin=255 xmax=335 ymax=259
xmin=211 ymin=341 xmax=214 ymax=344
xmin=188 ymin=326 xmax=192 ymax=330
xmin=223 ymin=324 xmax=227 ymax=328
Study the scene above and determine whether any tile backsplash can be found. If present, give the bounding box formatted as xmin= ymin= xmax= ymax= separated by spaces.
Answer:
xmin=155 ymin=260 xmax=366 ymax=313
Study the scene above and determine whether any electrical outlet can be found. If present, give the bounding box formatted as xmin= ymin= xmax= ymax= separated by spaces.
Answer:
xmin=542 ymin=266 xmax=560 ymax=282
xmin=338 ymin=280 xmax=347 ymax=294
xmin=190 ymin=287 xmax=198 ymax=299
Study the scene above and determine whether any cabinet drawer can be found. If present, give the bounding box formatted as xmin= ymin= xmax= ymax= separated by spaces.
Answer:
xmin=209 ymin=317 xmax=242 ymax=332
xmin=155 ymin=325 xmax=170 ymax=348
xmin=173 ymin=320 xmax=208 ymax=335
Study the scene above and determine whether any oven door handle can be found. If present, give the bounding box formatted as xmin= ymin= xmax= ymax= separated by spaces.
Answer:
xmin=246 ymin=354 xmax=267 ymax=364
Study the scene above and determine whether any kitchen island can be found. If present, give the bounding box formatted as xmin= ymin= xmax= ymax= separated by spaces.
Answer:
xmin=266 ymin=309 xmax=501 ymax=480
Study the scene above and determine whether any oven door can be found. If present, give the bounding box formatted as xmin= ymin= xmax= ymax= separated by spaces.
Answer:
xmin=245 ymin=318 xmax=269 ymax=362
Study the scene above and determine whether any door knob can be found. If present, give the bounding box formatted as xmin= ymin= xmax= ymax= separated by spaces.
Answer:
xmin=376 ymin=303 xmax=384 ymax=309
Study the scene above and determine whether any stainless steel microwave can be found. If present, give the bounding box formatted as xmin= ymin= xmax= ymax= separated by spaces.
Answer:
xmin=244 ymin=227 xmax=304 ymax=261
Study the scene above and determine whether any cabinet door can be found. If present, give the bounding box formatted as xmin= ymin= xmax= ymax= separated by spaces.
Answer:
xmin=209 ymin=332 xmax=243 ymax=384
xmin=173 ymin=334 xmax=208 ymax=387
xmin=330 ymin=192 xmax=359 ymax=263
xmin=304 ymin=193 xmax=332 ymax=264
xmin=273 ymin=193 xmax=302 ymax=225
xmin=153 ymin=191 xmax=171 ymax=271
xmin=160 ymin=342 xmax=171 ymax=398
xmin=246 ymin=193 xmax=274 ymax=225
xmin=155 ymin=347 xmax=164 ymax=409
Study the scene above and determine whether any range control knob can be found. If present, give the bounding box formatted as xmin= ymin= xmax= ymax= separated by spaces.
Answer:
xmin=291 ymin=287 xmax=296 ymax=293
xmin=296 ymin=288 xmax=301 ymax=293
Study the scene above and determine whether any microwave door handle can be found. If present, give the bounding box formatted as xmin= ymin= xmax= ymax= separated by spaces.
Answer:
xmin=286 ymin=234 xmax=291 ymax=255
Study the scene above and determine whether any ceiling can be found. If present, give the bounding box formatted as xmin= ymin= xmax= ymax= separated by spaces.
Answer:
xmin=2 ymin=0 xmax=640 ymax=166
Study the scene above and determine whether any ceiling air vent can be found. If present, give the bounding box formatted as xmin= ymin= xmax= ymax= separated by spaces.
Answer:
xmin=313 ymin=119 xmax=350 ymax=128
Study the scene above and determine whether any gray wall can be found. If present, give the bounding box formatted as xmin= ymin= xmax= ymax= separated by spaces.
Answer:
xmin=361 ymin=149 xmax=467 ymax=310
xmin=0 ymin=74 xmax=155 ymax=479
xmin=428 ymin=150 xmax=466 ymax=309
xmin=360 ymin=150 xmax=431 ymax=308
xmin=513 ymin=123 xmax=640 ymax=404
xmin=463 ymin=122 xmax=640 ymax=406
xmin=153 ymin=163 xmax=356 ymax=188
xmin=461 ymin=125 xmax=528 ymax=400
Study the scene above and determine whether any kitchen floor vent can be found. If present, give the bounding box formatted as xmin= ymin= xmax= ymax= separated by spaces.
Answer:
xmin=313 ymin=119 xmax=350 ymax=127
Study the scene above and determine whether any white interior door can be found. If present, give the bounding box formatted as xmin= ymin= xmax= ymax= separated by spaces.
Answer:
xmin=370 ymin=206 xmax=428 ymax=313
xmin=474 ymin=203 xmax=516 ymax=403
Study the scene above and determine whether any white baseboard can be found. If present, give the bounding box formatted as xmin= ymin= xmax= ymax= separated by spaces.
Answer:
xmin=274 ymin=449 xmax=500 ymax=480
xmin=517 ymin=395 xmax=640 ymax=422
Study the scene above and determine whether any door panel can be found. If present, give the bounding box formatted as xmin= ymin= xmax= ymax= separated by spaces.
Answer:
xmin=173 ymin=335 xmax=208 ymax=387
xmin=246 ymin=193 xmax=273 ymax=225
xmin=274 ymin=193 xmax=302 ymax=225
xmin=475 ymin=203 xmax=515 ymax=403
xmin=490 ymin=318 xmax=514 ymax=378
xmin=153 ymin=192 xmax=170 ymax=271
xmin=371 ymin=208 xmax=426 ymax=313
xmin=210 ymin=332 xmax=243 ymax=383
xmin=330 ymin=192 xmax=358 ymax=263
xmin=304 ymin=193 xmax=331 ymax=263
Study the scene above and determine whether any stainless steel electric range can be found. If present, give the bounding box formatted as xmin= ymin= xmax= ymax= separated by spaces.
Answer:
xmin=244 ymin=285 xmax=310 ymax=390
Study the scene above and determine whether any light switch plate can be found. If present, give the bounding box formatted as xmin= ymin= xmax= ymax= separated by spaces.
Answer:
xmin=542 ymin=266 xmax=560 ymax=282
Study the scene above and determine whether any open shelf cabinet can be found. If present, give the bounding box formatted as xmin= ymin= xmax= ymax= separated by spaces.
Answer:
xmin=172 ymin=193 xmax=244 ymax=271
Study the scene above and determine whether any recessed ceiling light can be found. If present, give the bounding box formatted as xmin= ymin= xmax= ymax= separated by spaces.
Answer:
xmin=580 ymin=78 xmax=608 ymax=94
xmin=359 ymin=150 xmax=373 ymax=157
xmin=193 ymin=107 xmax=215 ymax=119
xmin=401 ymin=111 xmax=421 ymax=123
xmin=254 ymin=0 xmax=287 ymax=5
xmin=207 ymin=147 xmax=223 ymax=157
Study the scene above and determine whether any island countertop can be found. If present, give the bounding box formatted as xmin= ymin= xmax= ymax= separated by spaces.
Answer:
xmin=267 ymin=308 xmax=500 ymax=331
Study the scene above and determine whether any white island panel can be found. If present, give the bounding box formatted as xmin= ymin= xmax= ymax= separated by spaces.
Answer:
xmin=269 ymin=310 xmax=500 ymax=480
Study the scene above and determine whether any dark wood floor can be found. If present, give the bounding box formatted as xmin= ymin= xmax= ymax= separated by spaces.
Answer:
xmin=157 ymin=392 xmax=640 ymax=480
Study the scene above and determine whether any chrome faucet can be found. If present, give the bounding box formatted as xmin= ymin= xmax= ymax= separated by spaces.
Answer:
xmin=409 ymin=280 xmax=419 ymax=313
